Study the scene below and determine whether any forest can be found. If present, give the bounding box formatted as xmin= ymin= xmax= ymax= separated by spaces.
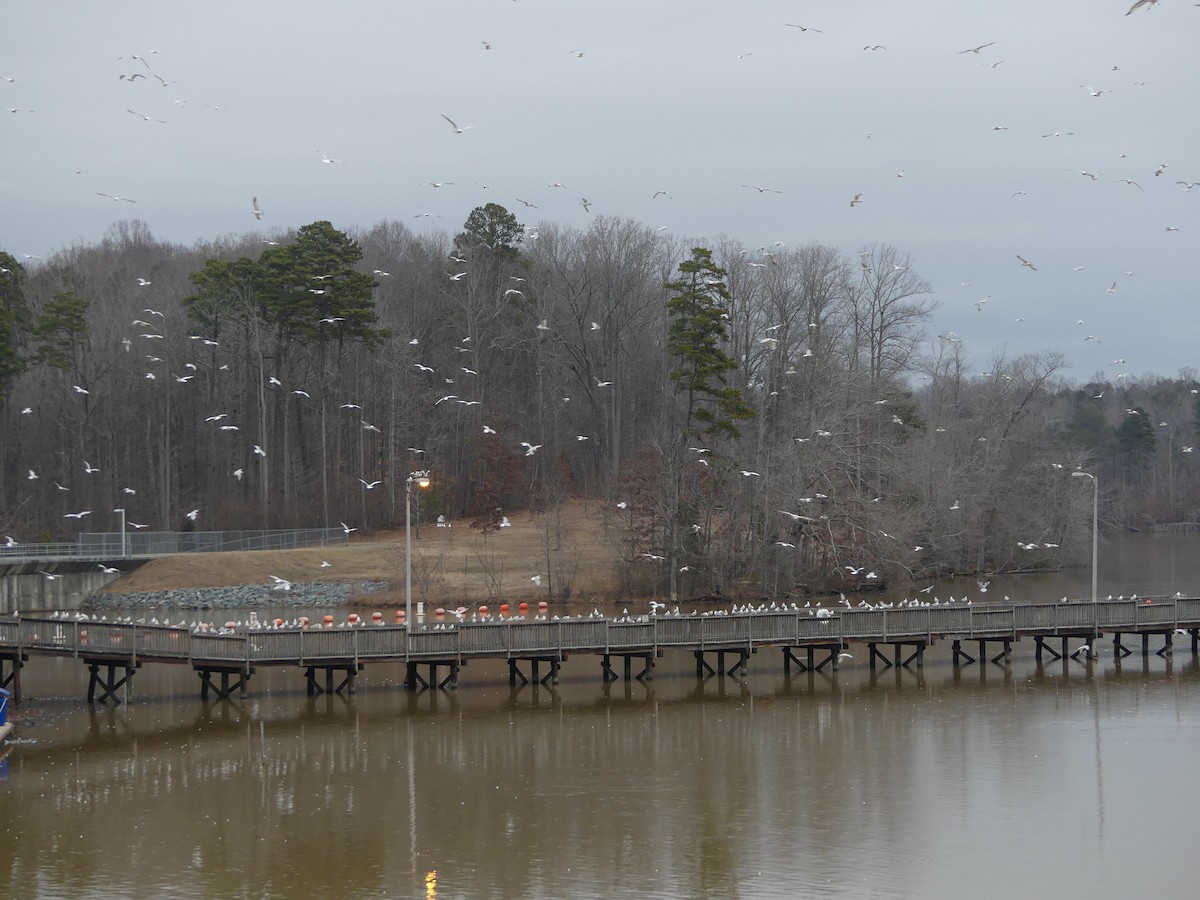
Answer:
xmin=2 ymin=206 xmax=1198 ymax=601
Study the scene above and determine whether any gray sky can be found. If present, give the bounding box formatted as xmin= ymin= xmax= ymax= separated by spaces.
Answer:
xmin=3 ymin=0 xmax=1198 ymax=382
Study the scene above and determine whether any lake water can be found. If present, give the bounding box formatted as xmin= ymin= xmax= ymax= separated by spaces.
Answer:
xmin=2 ymin=534 xmax=1200 ymax=899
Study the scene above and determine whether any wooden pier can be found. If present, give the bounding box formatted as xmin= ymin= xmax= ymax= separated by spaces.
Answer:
xmin=2 ymin=597 xmax=1198 ymax=704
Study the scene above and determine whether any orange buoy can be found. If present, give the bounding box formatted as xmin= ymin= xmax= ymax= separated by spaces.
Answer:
xmin=499 ymin=603 xmax=510 ymax=615
xmin=371 ymin=611 xmax=383 ymax=624
xmin=299 ymin=616 xmax=310 ymax=628
xmin=395 ymin=610 xmax=405 ymax=621
xmin=273 ymin=618 xmax=284 ymax=627
xmin=478 ymin=605 xmax=489 ymax=615
xmin=347 ymin=613 xmax=360 ymax=625
xmin=435 ymin=607 xmax=446 ymax=618
xmin=518 ymin=601 xmax=529 ymax=612
xmin=323 ymin=614 xmax=334 ymax=627
xmin=538 ymin=600 xmax=548 ymax=611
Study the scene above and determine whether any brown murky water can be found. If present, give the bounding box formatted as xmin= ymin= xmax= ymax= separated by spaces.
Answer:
xmin=2 ymin=534 xmax=1199 ymax=899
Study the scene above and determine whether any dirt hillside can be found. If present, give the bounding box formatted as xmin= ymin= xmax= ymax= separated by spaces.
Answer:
xmin=102 ymin=501 xmax=626 ymax=605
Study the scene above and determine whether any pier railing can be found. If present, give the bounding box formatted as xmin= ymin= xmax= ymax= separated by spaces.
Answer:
xmin=5 ymin=598 xmax=1199 ymax=668
xmin=0 ymin=527 xmax=349 ymax=565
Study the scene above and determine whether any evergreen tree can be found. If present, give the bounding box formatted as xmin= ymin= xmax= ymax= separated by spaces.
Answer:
xmin=31 ymin=290 xmax=90 ymax=371
xmin=666 ymin=247 xmax=755 ymax=439
xmin=664 ymin=247 xmax=755 ymax=599
xmin=0 ymin=252 xmax=30 ymax=404
xmin=454 ymin=203 xmax=524 ymax=258
xmin=1115 ymin=406 xmax=1155 ymax=459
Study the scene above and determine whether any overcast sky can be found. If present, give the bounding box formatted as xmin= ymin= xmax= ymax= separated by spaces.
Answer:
xmin=3 ymin=1 xmax=1197 ymax=383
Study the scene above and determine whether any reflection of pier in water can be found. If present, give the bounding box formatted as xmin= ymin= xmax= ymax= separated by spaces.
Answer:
xmin=2 ymin=597 xmax=1199 ymax=705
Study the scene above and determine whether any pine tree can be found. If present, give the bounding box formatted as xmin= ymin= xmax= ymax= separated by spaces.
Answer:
xmin=666 ymin=248 xmax=755 ymax=440
xmin=0 ymin=252 xmax=30 ymax=404
xmin=664 ymin=247 xmax=755 ymax=599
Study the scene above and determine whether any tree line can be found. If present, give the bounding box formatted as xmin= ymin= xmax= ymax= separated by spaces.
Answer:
xmin=2 ymin=206 xmax=1198 ymax=600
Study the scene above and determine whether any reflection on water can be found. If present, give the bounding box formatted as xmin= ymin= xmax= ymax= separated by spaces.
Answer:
xmin=2 ymin=651 xmax=1199 ymax=899
xmin=3 ymin=532 xmax=1200 ymax=898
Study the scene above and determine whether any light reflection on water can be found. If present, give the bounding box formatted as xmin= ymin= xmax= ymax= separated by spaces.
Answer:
xmin=2 ymin=533 xmax=1200 ymax=898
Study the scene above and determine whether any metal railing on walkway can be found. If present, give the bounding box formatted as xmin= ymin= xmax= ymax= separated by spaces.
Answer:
xmin=4 ymin=596 xmax=1198 ymax=668
xmin=0 ymin=528 xmax=348 ymax=564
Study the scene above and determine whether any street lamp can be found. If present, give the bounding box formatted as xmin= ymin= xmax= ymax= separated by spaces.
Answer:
xmin=113 ymin=507 xmax=127 ymax=559
xmin=1071 ymin=471 xmax=1098 ymax=602
xmin=405 ymin=471 xmax=432 ymax=627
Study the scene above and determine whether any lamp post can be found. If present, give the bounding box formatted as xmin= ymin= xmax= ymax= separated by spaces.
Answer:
xmin=405 ymin=471 xmax=432 ymax=627
xmin=113 ymin=507 xmax=127 ymax=559
xmin=1071 ymin=471 xmax=1098 ymax=602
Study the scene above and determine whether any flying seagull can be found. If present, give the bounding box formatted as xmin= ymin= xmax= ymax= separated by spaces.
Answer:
xmin=126 ymin=108 xmax=165 ymax=123
xmin=440 ymin=114 xmax=476 ymax=134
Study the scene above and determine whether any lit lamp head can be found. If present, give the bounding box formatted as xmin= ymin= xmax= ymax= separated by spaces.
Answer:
xmin=412 ymin=471 xmax=432 ymax=490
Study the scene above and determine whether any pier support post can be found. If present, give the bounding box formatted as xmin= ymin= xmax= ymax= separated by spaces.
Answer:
xmin=724 ymin=649 xmax=749 ymax=677
xmin=783 ymin=647 xmax=812 ymax=674
xmin=814 ymin=647 xmax=839 ymax=672
xmin=601 ymin=653 xmax=652 ymax=681
xmin=199 ymin=667 xmax=253 ymax=701
xmin=0 ymin=653 xmax=24 ymax=705
xmin=1157 ymin=633 xmax=1173 ymax=658
xmin=1070 ymin=642 xmax=1097 ymax=661
xmin=506 ymin=657 xmax=563 ymax=687
xmin=990 ymin=639 xmax=1012 ymax=665
xmin=900 ymin=642 xmax=926 ymax=669
xmin=869 ymin=643 xmax=891 ymax=670
xmin=694 ymin=649 xmax=747 ymax=679
xmin=304 ymin=663 xmax=360 ymax=696
xmin=1035 ymin=636 xmax=1064 ymax=662
xmin=507 ymin=659 xmax=523 ymax=687
xmin=85 ymin=660 xmax=138 ymax=704
xmin=952 ymin=640 xmax=976 ymax=667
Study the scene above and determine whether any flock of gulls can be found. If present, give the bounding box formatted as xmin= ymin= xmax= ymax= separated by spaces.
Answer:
xmin=3 ymin=4 xmax=1196 ymax=596
xmin=27 ymin=592 xmax=1182 ymax=640
xmin=30 ymin=595 xmax=972 ymax=635
xmin=4 ymin=5 xmax=1194 ymax=362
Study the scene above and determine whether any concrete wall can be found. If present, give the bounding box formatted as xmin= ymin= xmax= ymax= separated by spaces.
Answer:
xmin=0 ymin=563 xmax=125 ymax=613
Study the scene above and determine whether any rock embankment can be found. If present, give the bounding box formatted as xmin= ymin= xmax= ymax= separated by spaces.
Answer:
xmin=82 ymin=581 xmax=390 ymax=611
